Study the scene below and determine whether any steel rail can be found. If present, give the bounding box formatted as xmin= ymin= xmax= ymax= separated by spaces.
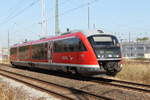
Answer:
xmin=92 ymin=80 xmax=150 ymax=93
xmin=88 ymin=77 xmax=150 ymax=93
xmin=95 ymin=77 xmax=150 ymax=87
xmin=1 ymin=64 xmax=150 ymax=93
xmin=0 ymin=67 xmax=113 ymax=100
xmin=0 ymin=69 xmax=73 ymax=100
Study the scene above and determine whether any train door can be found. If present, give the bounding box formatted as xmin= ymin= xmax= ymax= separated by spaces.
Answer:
xmin=17 ymin=47 xmax=19 ymax=61
xmin=48 ymin=41 xmax=53 ymax=63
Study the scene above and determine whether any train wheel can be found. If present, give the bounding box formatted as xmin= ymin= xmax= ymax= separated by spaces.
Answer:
xmin=105 ymin=62 xmax=121 ymax=76
xmin=11 ymin=65 xmax=15 ymax=68
xmin=67 ymin=67 xmax=78 ymax=75
xmin=71 ymin=68 xmax=78 ymax=74
xmin=10 ymin=62 xmax=16 ymax=68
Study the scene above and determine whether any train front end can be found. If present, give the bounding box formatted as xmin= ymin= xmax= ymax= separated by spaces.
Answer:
xmin=87 ymin=31 xmax=122 ymax=76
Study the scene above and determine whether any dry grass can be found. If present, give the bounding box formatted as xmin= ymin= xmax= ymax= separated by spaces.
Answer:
xmin=0 ymin=82 xmax=47 ymax=100
xmin=0 ymin=60 xmax=10 ymax=64
xmin=117 ymin=61 xmax=150 ymax=84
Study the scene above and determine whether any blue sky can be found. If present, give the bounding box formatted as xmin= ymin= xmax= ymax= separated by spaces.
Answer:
xmin=0 ymin=0 xmax=150 ymax=48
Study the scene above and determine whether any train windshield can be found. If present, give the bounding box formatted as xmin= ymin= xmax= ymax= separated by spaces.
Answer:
xmin=88 ymin=35 xmax=119 ymax=46
xmin=88 ymin=35 xmax=121 ymax=59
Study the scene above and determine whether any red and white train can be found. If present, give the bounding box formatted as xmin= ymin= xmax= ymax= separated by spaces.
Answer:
xmin=10 ymin=30 xmax=122 ymax=76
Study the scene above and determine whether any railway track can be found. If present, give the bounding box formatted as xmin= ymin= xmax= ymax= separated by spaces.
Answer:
xmin=59 ymin=73 xmax=150 ymax=93
xmin=88 ymin=77 xmax=150 ymax=93
xmin=0 ymin=64 xmax=150 ymax=95
xmin=0 ymin=66 xmax=113 ymax=100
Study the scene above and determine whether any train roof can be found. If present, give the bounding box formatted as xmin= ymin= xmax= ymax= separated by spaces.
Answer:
xmin=70 ymin=30 xmax=115 ymax=37
xmin=11 ymin=30 xmax=115 ymax=48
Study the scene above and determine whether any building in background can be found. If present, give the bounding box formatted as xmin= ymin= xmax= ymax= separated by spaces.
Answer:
xmin=121 ymin=41 xmax=150 ymax=59
xmin=0 ymin=48 xmax=9 ymax=63
xmin=0 ymin=41 xmax=150 ymax=61
xmin=144 ymin=53 xmax=150 ymax=59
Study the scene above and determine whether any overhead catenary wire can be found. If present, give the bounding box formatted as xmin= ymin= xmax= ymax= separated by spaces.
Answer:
xmin=1 ymin=0 xmax=98 ymax=29
xmin=46 ymin=0 xmax=99 ymax=34
xmin=60 ymin=0 xmax=99 ymax=16
xmin=1 ymin=0 xmax=71 ymax=24
xmin=0 ymin=0 xmax=27 ymax=19
xmin=59 ymin=0 xmax=72 ymax=8
xmin=53 ymin=0 xmax=99 ymax=34
xmin=61 ymin=0 xmax=72 ymax=5
xmin=6 ymin=0 xmax=27 ymax=18
xmin=14 ymin=23 xmax=36 ymax=34
xmin=0 ymin=0 xmax=40 ymax=26
xmin=1 ymin=0 xmax=100 ymax=36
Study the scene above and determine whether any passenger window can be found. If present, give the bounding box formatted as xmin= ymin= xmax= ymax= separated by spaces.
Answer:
xmin=10 ymin=48 xmax=17 ymax=55
xmin=19 ymin=46 xmax=29 ymax=59
xmin=32 ymin=43 xmax=48 ymax=60
xmin=54 ymin=38 xmax=87 ymax=52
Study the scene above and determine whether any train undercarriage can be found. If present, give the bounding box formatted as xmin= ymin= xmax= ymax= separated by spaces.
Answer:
xmin=99 ymin=61 xmax=122 ymax=76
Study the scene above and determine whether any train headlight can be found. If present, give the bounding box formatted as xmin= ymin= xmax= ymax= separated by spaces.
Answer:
xmin=116 ymin=43 xmax=120 ymax=47
xmin=114 ymin=55 xmax=120 ymax=58
xmin=98 ymin=55 xmax=101 ymax=58
xmin=108 ymin=54 xmax=112 ymax=57
xmin=116 ymin=55 xmax=119 ymax=57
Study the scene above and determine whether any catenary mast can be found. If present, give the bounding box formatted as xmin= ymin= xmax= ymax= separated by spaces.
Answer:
xmin=55 ymin=0 xmax=60 ymax=36
xmin=41 ymin=0 xmax=47 ymax=37
xmin=88 ymin=1 xmax=90 ymax=29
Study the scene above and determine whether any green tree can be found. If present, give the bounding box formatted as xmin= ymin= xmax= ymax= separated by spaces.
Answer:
xmin=136 ymin=37 xmax=149 ymax=42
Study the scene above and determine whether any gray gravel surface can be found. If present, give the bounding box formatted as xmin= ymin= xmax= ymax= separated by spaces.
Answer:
xmin=0 ymin=66 xmax=150 ymax=100
xmin=0 ymin=75 xmax=60 ymax=100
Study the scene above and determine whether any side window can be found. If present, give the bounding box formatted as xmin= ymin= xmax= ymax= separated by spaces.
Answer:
xmin=88 ymin=37 xmax=95 ymax=46
xmin=112 ymin=36 xmax=119 ymax=45
xmin=10 ymin=48 xmax=17 ymax=55
xmin=32 ymin=43 xmax=48 ymax=60
xmin=78 ymin=40 xmax=87 ymax=51
xmin=54 ymin=38 xmax=87 ymax=52
xmin=19 ymin=46 xmax=29 ymax=59
xmin=53 ymin=40 xmax=63 ymax=52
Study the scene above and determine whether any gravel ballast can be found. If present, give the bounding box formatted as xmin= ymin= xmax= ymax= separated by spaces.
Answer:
xmin=0 ymin=75 xmax=60 ymax=100
xmin=0 ymin=66 xmax=150 ymax=100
